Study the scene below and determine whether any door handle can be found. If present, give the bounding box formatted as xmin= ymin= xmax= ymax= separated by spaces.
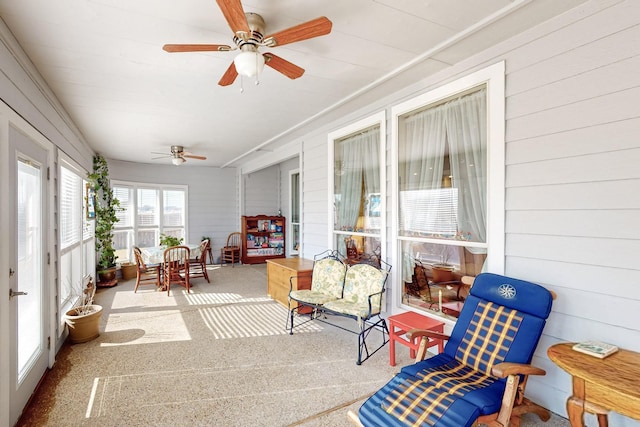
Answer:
xmin=9 ymin=289 xmax=28 ymax=298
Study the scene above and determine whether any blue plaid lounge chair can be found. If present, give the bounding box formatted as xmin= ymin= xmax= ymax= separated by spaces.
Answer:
xmin=349 ymin=272 xmax=554 ymax=427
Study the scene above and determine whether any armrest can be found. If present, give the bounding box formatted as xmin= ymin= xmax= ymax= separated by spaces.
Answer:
xmin=491 ymin=362 xmax=546 ymax=378
xmin=406 ymin=328 xmax=450 ymax=342
xmin=289 ymin=275 xmax=303 ymax=293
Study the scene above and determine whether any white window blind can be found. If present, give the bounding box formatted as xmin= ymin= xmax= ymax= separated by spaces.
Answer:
xmin=114 ymin=186 xmax=134 ymax=227
xmin=163 ymin=190 xmax=184 ymax=227
xmin=137 ymin=188 xmax=159 ymax=227
xmin=400 ymin=188 xmax=458 ymax=237
xmin=60 ymin=167 xmax=81 ymax=249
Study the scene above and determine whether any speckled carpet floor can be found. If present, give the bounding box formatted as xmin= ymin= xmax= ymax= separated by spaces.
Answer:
xmin=17 ymin=264 xmax=570 ymax=426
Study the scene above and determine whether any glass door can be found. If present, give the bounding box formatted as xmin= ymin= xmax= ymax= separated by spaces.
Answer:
xmin=9 ymin=126 xmax=50 ymax=425
xmin=288 ymin=170 xmax=300 ymax=255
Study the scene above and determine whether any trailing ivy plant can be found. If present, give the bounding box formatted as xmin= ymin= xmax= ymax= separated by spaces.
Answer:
xmin=88 ymin=154 xmax=122 ymax=270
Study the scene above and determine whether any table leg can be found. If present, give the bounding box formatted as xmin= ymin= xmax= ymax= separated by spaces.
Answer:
xmin=567 ymin=396 xmax=585 ymax=427
xmin=389 ymin=325 xmax=397 ymax=366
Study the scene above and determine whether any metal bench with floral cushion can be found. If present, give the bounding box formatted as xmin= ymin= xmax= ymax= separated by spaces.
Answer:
xmin=287 ymin=250 xmax=347 ymax=330
xmin=288 ymin=251 xmax=392 ymax=365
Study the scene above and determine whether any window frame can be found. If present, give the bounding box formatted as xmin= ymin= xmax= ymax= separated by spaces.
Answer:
xmin=328 ymin=111 xmax=386 ymax=261
xmin=288 ymin=169 xmax=300 ymax=256
xmin=111 ymin=180 xmax=188 ymax=263
xmin=390 ymin=62 xmax=505 ymax=318
xmin=58 ymin=154 xmax=95 ymax=327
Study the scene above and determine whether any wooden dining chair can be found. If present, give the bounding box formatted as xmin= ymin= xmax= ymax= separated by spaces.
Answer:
xmin=220 ymin=232 xmax=241 ymax=267
xmin=163 ymin=245 xmax=190 ymax=295
xmin=189 ymin=239 xmax=210 ymax=283
xmin=132 ymin=246 xmax=161 ymax=292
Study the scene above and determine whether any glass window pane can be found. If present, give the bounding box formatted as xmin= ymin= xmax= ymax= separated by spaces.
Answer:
xmin=137 ymin=188 xmax=159 ymax=227
xmin=398 ymin=88 xmax=487 ymax=244
xmin=136 ymin=230 xmax=159 ymax=248
xmin=291 ymin=173 xmax=300 ymax=223
xmin=60 ymin=167 xmax=81 ymax=249
xmin=113 ymin=230 xmax=133 ymax=263
xmin=17 ymin=159 xmax=42 ymax=380
xmin=114 ymin=186 xmax=134 ymax=228
xmin=163 ymin=190 xmax=184 ymax=227
xmin=335 ymin=234 xmax=381 ymax=266
xmin=333 ymin=126 xmax=380 ymax=234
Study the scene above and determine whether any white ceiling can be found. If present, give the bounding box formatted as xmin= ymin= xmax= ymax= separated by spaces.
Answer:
xmin=0 ymin=0 xmax=586 ymax=167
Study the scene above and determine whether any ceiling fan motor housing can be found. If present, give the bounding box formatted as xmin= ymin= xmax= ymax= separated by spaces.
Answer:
xmin=234 ymin=13 xmax=265 ymax=51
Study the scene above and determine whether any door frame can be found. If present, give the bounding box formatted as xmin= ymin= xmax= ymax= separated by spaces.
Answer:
xmin=0 ymin=102 xmax=56 ymax=426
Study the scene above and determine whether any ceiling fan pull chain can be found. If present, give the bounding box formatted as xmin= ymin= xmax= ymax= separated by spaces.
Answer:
xmin=239 ymin=75 xmax=244 ymax=93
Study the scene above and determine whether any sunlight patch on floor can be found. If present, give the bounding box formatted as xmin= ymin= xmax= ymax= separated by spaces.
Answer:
xmin=185 ymin=291 xmax=273 ymax=306
xmin=101 ymin=309 xmax=191 ymax=346
xmin=200 ymin=302 xmax=322 ymax=339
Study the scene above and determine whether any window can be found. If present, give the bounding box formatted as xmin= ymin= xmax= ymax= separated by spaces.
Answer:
xmin=59 ymin=157 xmax=95 ymax=322
xmin=392 ymin=62 xmax=505 ymax=318
xmin=112 ymin=181 xmax=188 ymax=262
xmin=329 ymin=112 xmax=386 ymax=265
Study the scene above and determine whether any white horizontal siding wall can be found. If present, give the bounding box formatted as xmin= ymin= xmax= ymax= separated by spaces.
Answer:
xmin=108 ymin=159 xmax=238 ymax=264
xmin=243 ymin=165 xmax=279 ymax=216
xmin=300 ymin=134 xmax=331 ymax=258
xmin=502 ymin=1 xmax=640 ymax=425
xmin=246 ymin=1 xmax=640 ymax=425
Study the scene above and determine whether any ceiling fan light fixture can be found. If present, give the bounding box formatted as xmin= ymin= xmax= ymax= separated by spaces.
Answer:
xmin=172 ymin=157 xmax=185 ymax=166
xmin=234 ymin=50 xmax=264 ymax=77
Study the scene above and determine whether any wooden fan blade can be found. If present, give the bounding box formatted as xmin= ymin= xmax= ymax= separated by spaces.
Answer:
xmin=183 ymin=154 xmax=207 ymax=160
xmin=263 ymin=53 xmax=305 ymax=79
xmin=163 ymin=44 xmax=232 ymax=53
xmin=263 ymin=16 xmax=332 ymax=47
xmin=216 ymin=0 xmax=250 ymax=34
xmin=218 ymin=62 xmax=238 ymax=86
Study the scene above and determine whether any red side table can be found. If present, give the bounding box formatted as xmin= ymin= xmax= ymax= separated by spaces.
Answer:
xmin=388 ymin=311 xmax=445 ymax=366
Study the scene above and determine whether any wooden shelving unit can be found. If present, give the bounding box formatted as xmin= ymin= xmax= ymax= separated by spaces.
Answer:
xmin=241 ymin=215 xmax=286 ymax=264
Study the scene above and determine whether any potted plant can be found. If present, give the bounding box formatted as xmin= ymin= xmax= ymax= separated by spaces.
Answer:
xmin=431 ymin=248 xmax=455 ymax=283
xmin=159 ymin=234 xmax=183 ymax=247
xmin=88 ymin=154 xmax=121 ymax=286
xmin=64 ymin=275 xmax=103 ymax=343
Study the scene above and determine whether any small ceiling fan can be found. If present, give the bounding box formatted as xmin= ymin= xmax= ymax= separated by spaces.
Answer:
xmin=162 ymin=0 xmax=332 ymax=86
xmin=152 ymin=146 xmax=207 ymax=165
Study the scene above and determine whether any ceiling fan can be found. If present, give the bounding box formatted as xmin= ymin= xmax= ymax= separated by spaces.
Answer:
xmin=152 ymin=145 xmax=207 ymax=165
xmin=162 ymin=0 xmax=332 ymax=87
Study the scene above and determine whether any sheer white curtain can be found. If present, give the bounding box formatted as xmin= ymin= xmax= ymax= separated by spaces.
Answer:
xmin=446 ymin=89 xmax=487 ymax=248
xmin=399 ymin=105 xmax=447 ymax=229
xmin=335 ymin=128 xmax=379 ymax=230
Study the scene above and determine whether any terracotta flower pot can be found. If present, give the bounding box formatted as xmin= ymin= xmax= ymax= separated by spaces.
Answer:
xmin=120 ymin=263 xmax=137 ymax=280
xmin=64 ymin=304 xmax=103 ymax=344
xmin=432 ymin=265 xmax=454 ymax=283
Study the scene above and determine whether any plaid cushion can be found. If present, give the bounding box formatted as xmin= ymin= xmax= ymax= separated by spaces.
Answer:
xmin=382 ymin=377 xmax=456 ymax=426
xmin=415 ymin=359 xmax=496 ymax=398
xmin=455 ymin=301 xmax=523 ymax=376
